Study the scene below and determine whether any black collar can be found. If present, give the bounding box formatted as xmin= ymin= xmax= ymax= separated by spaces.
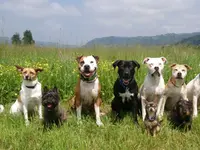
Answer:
xmin=119 ymin=77 xmax=133 ymax=89
xmin=25 ymin=83 xmax=38 ymax=89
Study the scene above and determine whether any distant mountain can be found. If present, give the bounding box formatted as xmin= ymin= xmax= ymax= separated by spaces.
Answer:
xmin=85 ymin=32 xmax=200 ymax=47
xmin=0 ymin=37 xmax=77 ymax=48
xmin=177 ymin=35 xmax=200 ymax=45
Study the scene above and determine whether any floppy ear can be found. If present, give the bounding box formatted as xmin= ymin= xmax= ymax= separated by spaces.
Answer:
xmin=184 ymin=64 xmax=192 ymax=70
xmin=112 ymin=60 xmax=122 ymax=69
xmin=161 ymin=57 xmax=167 ymax=64
xmin=92 ymin=55 xmax=99 ymax=63
xmin=132 ymin=60 xmax=140 ymax=69
xmin=15 ymin=65 xmax=24 ymax=72
xmin=76 ymin=55 xmax=83 ymax=62
xmin=170 ymin=63 xmax=177 ymax=68
xmin=35 ymin=68 xmax=43 ymax=73
xmin=143 ymin=57 xmax=150 ymax=64
xmin=43 ymin=86 xmax=48 ymax=93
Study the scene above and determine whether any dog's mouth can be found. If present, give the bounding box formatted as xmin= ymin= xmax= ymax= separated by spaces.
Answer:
xmin=47 ymin=104 xmax=53 ymax=108
xmin=176 ymin=76 xmax=183 ymax=79
xmin=152 ymin=71 xmax=160 ymax=77
xmin=81 ymin=68 xmax=96 ymax=78
xmin=122 ymin=78 xmax=131 ymax=85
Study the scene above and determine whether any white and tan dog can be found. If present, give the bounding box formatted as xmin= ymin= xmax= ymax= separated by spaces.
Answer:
xmin=187 ymin=74 xmax=200 ymax=117
xmin=160 ymin=64 xmax=191 ymax=115
xmin=10 ymin=65 xmax=43 ymax=126
xmin=73 ymin=55 xmax=103 ymax=126
xmin=140 ymin=57 xmax=167 ymax=121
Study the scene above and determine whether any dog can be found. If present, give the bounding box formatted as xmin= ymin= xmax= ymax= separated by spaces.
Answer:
xmin=0 ymin=104 xmax=4 ymax=113
xmin=42 ymin=86 xmax=67 ymax=130
xmin=111 ymin=60 xmax=140 ymax=125
xmin=10 ymin=65 xmax=43 ymax=126
xmin=144 ymin=97 xmax=161 ymax=137
xmin=161 ymin=64 xmax=192 ymax=115
xmin=73 ymin=55 xmax=103 ymax=126
xmin=187 ymin=74 xmax=200 ymax=117
xmin=140 ymin=57 xmax=167 ymax=121
xmin=169 ymin=99 xmax=193 ymax=131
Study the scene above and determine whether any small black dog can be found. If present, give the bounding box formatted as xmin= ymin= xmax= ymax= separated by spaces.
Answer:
xmin=111 ymin=60 xmax=140 ymax=125
xmin=42 ymin=86 xmax=66 ymax=130
xmin=144 ymin=98 xmax=161 ymax=137
xmin=169 ymin=99 xmax=193 ymax=131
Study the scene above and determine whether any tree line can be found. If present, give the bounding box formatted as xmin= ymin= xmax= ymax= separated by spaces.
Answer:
xmin=11 ymin=30 xmax=35 ymax=45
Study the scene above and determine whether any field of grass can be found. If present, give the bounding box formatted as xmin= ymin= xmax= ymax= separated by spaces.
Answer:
xmin=1 ymin=44 xmax=200 ymax=150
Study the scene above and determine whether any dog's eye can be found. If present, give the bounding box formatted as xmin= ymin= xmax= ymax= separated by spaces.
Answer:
xmin=175 ymin=69 xmax=178 ymax=71
xmin=30 ymin=72 xmax=34 ymax=75
xmin=149 ymin=63 xmax=153 ymax=67
xmin=159 ymin=63 xmax=162 ymax=66
xmin=23 ymin=71 xmax=27 ymax=74
xmin=182 ymin=69 xmax=185 ymax=72
xmin=90 ymin=61 xmax=94 ymax=64
xmin=80 ymin=61 xmax=84 ymax=65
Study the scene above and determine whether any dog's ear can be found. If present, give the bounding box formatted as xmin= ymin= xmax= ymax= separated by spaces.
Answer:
xmin=92 ymin=55 xmax=99 ymax=63
xmin=112 ymin=60 xmax=122 ymax=69
xmin=184 ymin=64 xmax=192 ymax=70
xmin=170 ymin=63 xmax=177 ymax=68
xmin=132 ymin=60 xmax=140 ymax=69
xmin=43 ymin=86 xmax=48 ymax=93
xmin=15 ymin=65 xmax=24 ymax=72
xmin=143 ymin=57 xmax=150 ymax=64
xmin=35 ymin=68 xmax=43 ymax=73
xmin=53 ymin=86 xmax=58 ymax=93
xmin=160 ymin=57 xmax=167 ymax=64
xmin=76 ymin=55 xmax=83 ymax=62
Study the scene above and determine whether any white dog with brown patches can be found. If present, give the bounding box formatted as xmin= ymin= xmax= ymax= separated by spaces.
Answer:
xmin=140 ymin=57 xmax=167 ymax=121
xmin=160 ymin=64 xmax=191 ymax=116
xmin=10 ymin=65 xmax=43 ymax=126
xmin=73 ymin=55 xmax=103 ymax=126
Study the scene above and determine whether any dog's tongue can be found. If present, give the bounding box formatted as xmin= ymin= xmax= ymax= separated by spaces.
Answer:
xmin=123 ymin=79 xmax=129 ymax=85
xmin=47 ymin=104 xmax=52 ymax=108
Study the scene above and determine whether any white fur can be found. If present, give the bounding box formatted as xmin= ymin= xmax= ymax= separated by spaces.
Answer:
xmin=10 ymin=79 xmax=43 ymax=126
xmin=187 ymin=74 xmax=200 ymax=117
xmin=140 ymin=57 xmax=167 ymax=121
xmin=80 ymin=56 xmax=97 ymax=73
xmin=119 ymin=88 xmax=134 ymax=103
xmin=0 ymin=104 xmax=4 ymax=113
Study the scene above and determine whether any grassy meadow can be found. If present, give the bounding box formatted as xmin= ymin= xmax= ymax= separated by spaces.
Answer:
xmin=0 ymin=44 xmax=200 ymax=150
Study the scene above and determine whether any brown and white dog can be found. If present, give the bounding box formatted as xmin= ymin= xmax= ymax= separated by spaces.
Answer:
xmin=73 ymin=55 xmax=103 ymax=126
xmin=160 ymin=64 xmax=192 ymax=115
xmin=10 ymin=65 xmax=43 ymax=126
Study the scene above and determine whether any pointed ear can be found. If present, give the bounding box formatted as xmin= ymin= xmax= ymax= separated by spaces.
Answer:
xmin=92 ymin=55 xmax=99 ymax=63
xmin=184 ymin=64 xmax=192 ymax=70
xmin=43 ymin=86 xmax=48 ymax=93
xmin=15 ymin=65 xmax=24 ymax=72
xmin=35 ymin=68 xmax=43 ymax=73
xmin=132 ymin=60 xmax=140 ymax=69
xmin=143 ymin=57 xmax=150 ymax=64
xmin=170 ymin=63 xmax=177 ymax=68
xmin=112 ymin=60 xmax=121 ymax=69
xmin=76 ymin=55 xmax=83 ymax=62
xmin=161 ymin=57 xmax=167 ymax=64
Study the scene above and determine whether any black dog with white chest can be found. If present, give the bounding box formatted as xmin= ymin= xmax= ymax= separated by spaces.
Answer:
xmin=111 ymin=60 xmax=140 ymax=125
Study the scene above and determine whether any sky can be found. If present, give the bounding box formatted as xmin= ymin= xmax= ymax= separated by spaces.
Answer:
xmin=0 ymin=0 xmax=200 ymax=45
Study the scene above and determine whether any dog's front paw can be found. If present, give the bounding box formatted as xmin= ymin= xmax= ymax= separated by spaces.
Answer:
xmin=96 ymin=120 xmax=104 ymax=127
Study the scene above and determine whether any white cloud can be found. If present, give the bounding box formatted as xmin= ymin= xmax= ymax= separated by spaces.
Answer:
xmin=0 ymin=0 xmax=81 ymax=18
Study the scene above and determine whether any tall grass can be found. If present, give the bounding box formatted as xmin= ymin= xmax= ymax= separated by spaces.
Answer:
xmin=0 ymin=44 xmax=200 ymax=150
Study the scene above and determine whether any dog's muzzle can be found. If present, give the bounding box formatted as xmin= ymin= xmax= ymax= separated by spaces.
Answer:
xmin=176 ymin=72 xmax=183 ymax=79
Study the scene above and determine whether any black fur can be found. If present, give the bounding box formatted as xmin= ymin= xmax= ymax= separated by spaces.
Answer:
xmin=111 ymin=60 xmax=140 ymax=125
xmin=42 ymin=86 xmax=66 ymax=130
xmin=169 ymin=99 xmax=193 ymax=131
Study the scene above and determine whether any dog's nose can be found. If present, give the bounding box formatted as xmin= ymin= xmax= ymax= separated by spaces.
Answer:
xmin=124 ymin=72 xmax=129 ymax=76
xmin=84 ymin=65 xmax=90 ymax=70
xmin=25 ymin=75 xmax=29 ymax=80
xmin=154 ymin=67 xmax=159 ymax=71
xmin=177 ymin=72 xmax=182 ymax=77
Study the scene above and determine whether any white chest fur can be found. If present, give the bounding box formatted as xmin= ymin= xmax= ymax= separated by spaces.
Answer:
xmin=119 ymin=88 xmax=134 ymax=103
xmin=80 ymin=79 xmax=99 ymax=105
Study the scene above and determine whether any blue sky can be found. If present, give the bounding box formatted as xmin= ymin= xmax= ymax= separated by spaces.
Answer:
xmin=0 ymin=0 xmax=200 ymax=45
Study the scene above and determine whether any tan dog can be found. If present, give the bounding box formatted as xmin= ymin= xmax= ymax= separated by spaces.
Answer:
xmin=160 ymin=64 xmax=192 ymax=115
xmin=10 ymin=65 xmax=43 ymax=126
xmin=73 ymin=55 xmax=103 ymax=126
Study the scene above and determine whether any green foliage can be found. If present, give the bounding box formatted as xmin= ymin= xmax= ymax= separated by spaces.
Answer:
xmin=0 ymin=45 xmax=200 ymax=149
xmin=22 ymin=30 xmax=35 ymax=45
xmin=11 ymin=33 xmax=21 ymax=45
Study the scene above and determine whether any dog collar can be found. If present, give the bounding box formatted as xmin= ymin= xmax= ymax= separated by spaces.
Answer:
xmin=80 ymin=72 xmax=97 ymax=82
xmin=25 ymin=83 xmax=38 ymax=89
xmin=148 ymin=116 xmax=156 ymax=122
xmin=119 ymin=78 xmax=133 ymax=89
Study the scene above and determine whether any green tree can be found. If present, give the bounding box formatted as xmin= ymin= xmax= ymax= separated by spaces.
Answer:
xmin=22 ymin=30 xmax=35 ymax=45
xmin=11 ymin=33 xmax=21 ymax=45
